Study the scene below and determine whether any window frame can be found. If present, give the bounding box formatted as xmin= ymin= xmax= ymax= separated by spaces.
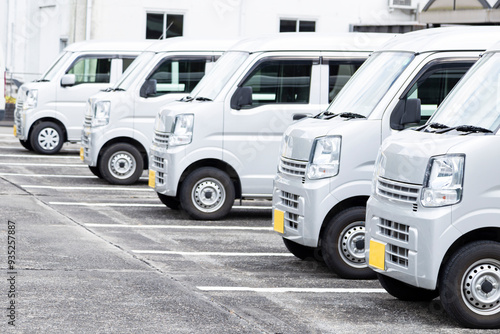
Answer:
xmin=145 ymin=11 xmax=184 ymax=39
xmin=279 ymin=18 xmax=317 ymax=33
xmin=64 ymin=55 xmax=115 ymax=85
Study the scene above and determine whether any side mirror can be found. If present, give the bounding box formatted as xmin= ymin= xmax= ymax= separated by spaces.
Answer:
xmin=390 ymin=98 xmax=421 ymax=130
xmin=61 ymin=74 xmax=76 ymax=87
xmin=230 ymin=86 xmax=253 ymax=110
xmin=140 ymin=79 xmax=157 ymax=98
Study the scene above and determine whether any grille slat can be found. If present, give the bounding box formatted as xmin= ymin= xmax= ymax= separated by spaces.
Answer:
xmin=84 ymin=116 xmax=92 ymax=128
xmin=377 ymin=177 xmax=420 ymax=204
xmin=279 ymin=157 xmax=307 ymax=177
xmin=285 ymin=212 xmax=299 ymax=229
xmin=280 ymin=190 xmax=299 ymax=209
xmin=153 ymin=131 xmax=170 ymax=149
xmin=152 ymin=156 xmax=165 ymax=169
xmin=378 ymin=218 xmax=409 ymax=243
xmin=387 ymin=244 xmax=409 ymax=268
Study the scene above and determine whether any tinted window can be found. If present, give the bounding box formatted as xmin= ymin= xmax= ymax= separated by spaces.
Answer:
xmin=66 ymin=57 xmax=112 ymax=85
xmin=329 ymin=61 xmax=364 ymax=102
xmin=148 ymin=59 xmax=206 ymax=97
xmin=239 ymin=60 xmax=312 ymax=108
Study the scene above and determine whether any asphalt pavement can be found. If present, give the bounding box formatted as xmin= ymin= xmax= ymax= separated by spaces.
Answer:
xmin=0 ymin=125 xmax=487 ymax=333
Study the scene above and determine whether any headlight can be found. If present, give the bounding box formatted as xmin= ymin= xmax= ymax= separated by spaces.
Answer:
xmin=421 ymin=154 xmax=465 ymax=207
xmin=92 ymin=101 xmax=111 ymax=127
xmin=23 ymin=89 xmax=38 ymax=110
xmin=306 ymin=136 xmax=341 ymax=180
xmin=169 ymin=114 xmax=194 ymax=146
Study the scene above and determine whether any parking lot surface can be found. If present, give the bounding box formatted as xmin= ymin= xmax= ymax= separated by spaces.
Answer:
xmin=0 ymin=126 xmax=486 ymax=333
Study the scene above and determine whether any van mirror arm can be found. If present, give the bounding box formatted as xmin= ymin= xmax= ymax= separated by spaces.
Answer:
xmin=390 ymin=98 xmax=421 ymax=130
xmin=140 ymin=79 xmax=157 ymax=98
xmin=230 ymin=86 xmax=253 ymax=110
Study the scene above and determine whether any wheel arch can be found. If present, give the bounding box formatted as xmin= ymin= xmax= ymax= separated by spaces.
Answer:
xmin=178 ymin=159 xmax=242 ymax=199
xmin=318 ymin=196 xmax=369 ymax=245
xmin=99 ymin=137 xmax=148 ymax=169
xmin=30 ymin=117 xmax=68 ymax=142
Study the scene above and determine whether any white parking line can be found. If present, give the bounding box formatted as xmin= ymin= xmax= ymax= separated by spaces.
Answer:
xmin=22 ymin=185 xmax=153 ymax=191
xmin=0 ymin=173 xmax=97 ymax=178
xmin=132 ymin=250 xmax=293 ymax=257
xmin=0 ymin=154 xmax=80 ymax=159
xmin=50 ymin=201 xmax=272 ymax=209
xmin=0 ymin=162 xmax=86 ymax=167
xmin=85 ymin=223 xmax=273 ymax=231
xmin=197 ymin=287 xmax=387 ymax=293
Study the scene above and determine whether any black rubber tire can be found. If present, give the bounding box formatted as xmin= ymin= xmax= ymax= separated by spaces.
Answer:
xmin=179 ymin=167 xmax=235 ymax=220
xmin=99 ymin=143 xmax=144 ymax=185
xmin=321 ymin=206 xmax=376 ymax=279
xmin=88 ymin=166 xmax=103 ymax=178
xmin=439 ymin=241 xmax=500 ymax=329
xmin=19 ymin=139 xmax=33 ymax=151
xmin=30 ymin=121 xmax=64 ymax=154
xmin=157 ymin=193 xmax=180 ymax=210
xmin=378 ymin=273 xmax=439 ymax=301
xmin=283 ymin=237 xmax=316 ymax=260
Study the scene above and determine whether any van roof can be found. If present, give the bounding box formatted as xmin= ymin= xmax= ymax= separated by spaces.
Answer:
xmin=379 ymin=26 xmax=500 ymax=53
xmin=228 ymin=33 xmax=396 ymax=53
xmin=485 ymin=38 xmax=500 ymax=53
xmin=144 ymin=37 xmax=238 ymax=52
xmin=64 ymin=40 xmax=156 ymax=52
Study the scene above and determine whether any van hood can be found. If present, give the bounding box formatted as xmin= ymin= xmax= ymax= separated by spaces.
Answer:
xmin=155 ymin=99 xmax=217 ymax=132
xmin=281 ymin=116 xmax=374 ymax=161
xmin=378 ymin=130 xmax=474 ymax=185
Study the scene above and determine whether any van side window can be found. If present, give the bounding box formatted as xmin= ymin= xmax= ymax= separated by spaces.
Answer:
xmin=404 ymin=61 xmax=475 ymax=125
xmin=148 ymin=59 xmax=206 ymax=97
xmin=239 ymin=60 xmax=312 ymax=108
xmin=328 ymin=60 xmax=364 ymax=102
xmin=66 ymin=57 xmax=112 ymax=85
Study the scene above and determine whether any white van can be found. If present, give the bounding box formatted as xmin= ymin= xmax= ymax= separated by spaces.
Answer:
xmin=14 ymin=40 xmax=153 ymax=154
xmin=149 ymin=33 xmax=395 ymax=219
xmin=272 ymin=26 xmax=500 ymax=279
xmin=365 ymin=40 xmax=500 ymax=329
xmin=0 ymin=45 xmax=5 ymax=121
xmin=81 ymin=38 xmax=236 ymax=184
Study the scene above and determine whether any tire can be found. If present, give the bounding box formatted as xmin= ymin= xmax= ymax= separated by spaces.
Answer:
xmin=321 ymin=206 xmax=376 ymax=279
xmin=439 ymin=241 xmax=500 ymax=329
xmin=19 ymin=139 xmax=33 ymax=151
xmin=377 ymin=273 xmax=439 ymax=301
xmin=30 ymin=121 xmax=64 ymax=154
xmin=88 ymin=166 xmax=103 ymax=178
xmin=99 ymin=143 xmax=144 ymax=185
xmin=179 ymin=167 xmax=235 ymax=220
xmin=283 ymin=237 xmax=316 ymax=260
xmin=157 ymin=193 xmax=180 ymax=210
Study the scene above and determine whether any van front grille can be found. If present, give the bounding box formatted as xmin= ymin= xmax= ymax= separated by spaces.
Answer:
xmin=153 ymin=131 xmax=170 ymax=149
xmin=377 ymin=177 xmax=420 ymax=204
xmin=279 ymin=157 xmax=307 ymax=177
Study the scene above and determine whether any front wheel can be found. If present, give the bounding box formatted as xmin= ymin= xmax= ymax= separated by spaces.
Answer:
xmin=88 ymin=166 xmax=103 ymax=179
xmin=99 ymin=143 xmax=144 ymax=185
xmin=30 ymin=121 xmax=64 ymax=154
xmin=321 ymin=206 xmax=376 ymax=279
xmin=439 ymin=241 xmax=500 ymax=329
xmin=19 ymin=139 xmax=33 ymax=151
xmin=282 ymin=238 xmax=317 ymax=260
xmin=377 ymin=273 xmax=439 ymax=301
xmin=157 ymin=193 xmax=180 ymax=210
xmin=179 ymin=167 xmax=235 ymax=220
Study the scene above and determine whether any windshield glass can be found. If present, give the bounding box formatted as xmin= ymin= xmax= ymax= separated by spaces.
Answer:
xmin=40 ymin=51 xmax=73 ymax=81
xmin=325 ymin=52 xmax=415 ymax=118
xmin=114 ymin=51 xmax=156 ymax=90
xmin=189 ymin=51 xmax=249 ymax=100
xmin=428 ymin=52 xmax=500 ymax=132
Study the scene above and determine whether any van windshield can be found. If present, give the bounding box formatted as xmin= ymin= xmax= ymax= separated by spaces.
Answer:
xmin=114 ymin=51 xmax=156 ymax=90
xmin=40 ymin=51 xmax=73 ymax=81
xmin=427 ymin=52 xmax=500 ymax=132
xmin=325 ymin=51 xmax=415 ymax=118
xmin=189 ymin=51 xmax=249 ymax=101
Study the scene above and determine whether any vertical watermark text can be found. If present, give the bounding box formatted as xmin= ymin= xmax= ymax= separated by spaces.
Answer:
xmin=6 ymin=220 xmax=16 ymax=326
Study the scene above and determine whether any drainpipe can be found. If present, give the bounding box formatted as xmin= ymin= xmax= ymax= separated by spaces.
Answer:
xmin=85 ymin=0 xmax=93 ymax=40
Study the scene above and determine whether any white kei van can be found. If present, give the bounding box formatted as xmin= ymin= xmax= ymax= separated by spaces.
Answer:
xmin=366 ymin=40 xmax=500 ymax=329
xmin=149 ymin=33 xmax=395 ymax=219
xmin=14 ymin=40 xmax=153 ymax=154
xmin=272 ymin=26 xmax=500 ymax=279
xmin=81 ymin=38 xmax=236 ymax=185
xmin=0 ymin=45 xmax=5 ymax=121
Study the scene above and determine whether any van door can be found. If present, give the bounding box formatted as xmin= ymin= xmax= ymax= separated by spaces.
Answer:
xmin=56 ymin=55 xmax=121 ymax=141
xmin=133 ymin=56 xmax=214 ymax=145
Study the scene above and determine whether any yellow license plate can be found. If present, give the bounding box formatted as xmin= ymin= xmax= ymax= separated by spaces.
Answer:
xmin=369 ymin=239 xmax=386 ymax=271
xmin=13 ymin=125 xmax=17 ymax=136
xmin=148 ymin=170 xmax=156 ymax=188
xmin=80 ymin=147 xmax=84 ymax=160
xmin=273 ymin=209 xmax=285 ymax=233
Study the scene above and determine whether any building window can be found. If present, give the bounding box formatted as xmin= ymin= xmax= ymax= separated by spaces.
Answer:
xmin=280 ymin=19 xmax=316 ymax=33
xmin=146 ymin=13 xmax=184 ymax=39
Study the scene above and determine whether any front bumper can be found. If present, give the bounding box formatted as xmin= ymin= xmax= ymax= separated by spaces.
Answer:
xmin=81 ymin=124 xmax=107 ymax=167
xmin=14 ymin=106 xmax=26 ymax=140
xmin=149 ymin=142 xmax=184 ymax=197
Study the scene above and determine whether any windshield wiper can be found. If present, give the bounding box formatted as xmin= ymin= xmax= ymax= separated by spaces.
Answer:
xmin=195 ymin=97 xmax=212 ymax=102
xmin=113 ymin=87 xmax=125 ymax=92
xmin=181 ymin=96 xmax=194 ymax=102
xmin=35 ymin=79 xmax=50 ymax=82
xmin=339 ymin=112 xmax=366 ymax=119
xmin=455 ymin=125 xmax=493 ymax=134
xmin=314 ymin=110 xmax=337 ymax=119
xmin=428 ymin=122 xmax=449 ymax=129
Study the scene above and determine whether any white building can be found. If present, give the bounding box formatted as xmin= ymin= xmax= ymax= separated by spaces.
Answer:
xmin=0 ymin=0 xmax=427 ymax=84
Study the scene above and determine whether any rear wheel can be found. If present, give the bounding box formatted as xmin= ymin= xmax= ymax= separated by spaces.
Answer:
xmin=179 ymin=167 xmax=235 ymax=220
xmin=439 ymin=241 xmax=500 ymax=329
xmin=377 ymin=273 xmax=439 ymax=301
xmin=30 ymin=121 xmax=64 ymax=154
xmin=157 ymin=193 xmax=180 ymax=210
xmin=99 ymin=143 xmax=144 ymax=185
xmin=321 ymin=206 xmax=376 ymax=279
